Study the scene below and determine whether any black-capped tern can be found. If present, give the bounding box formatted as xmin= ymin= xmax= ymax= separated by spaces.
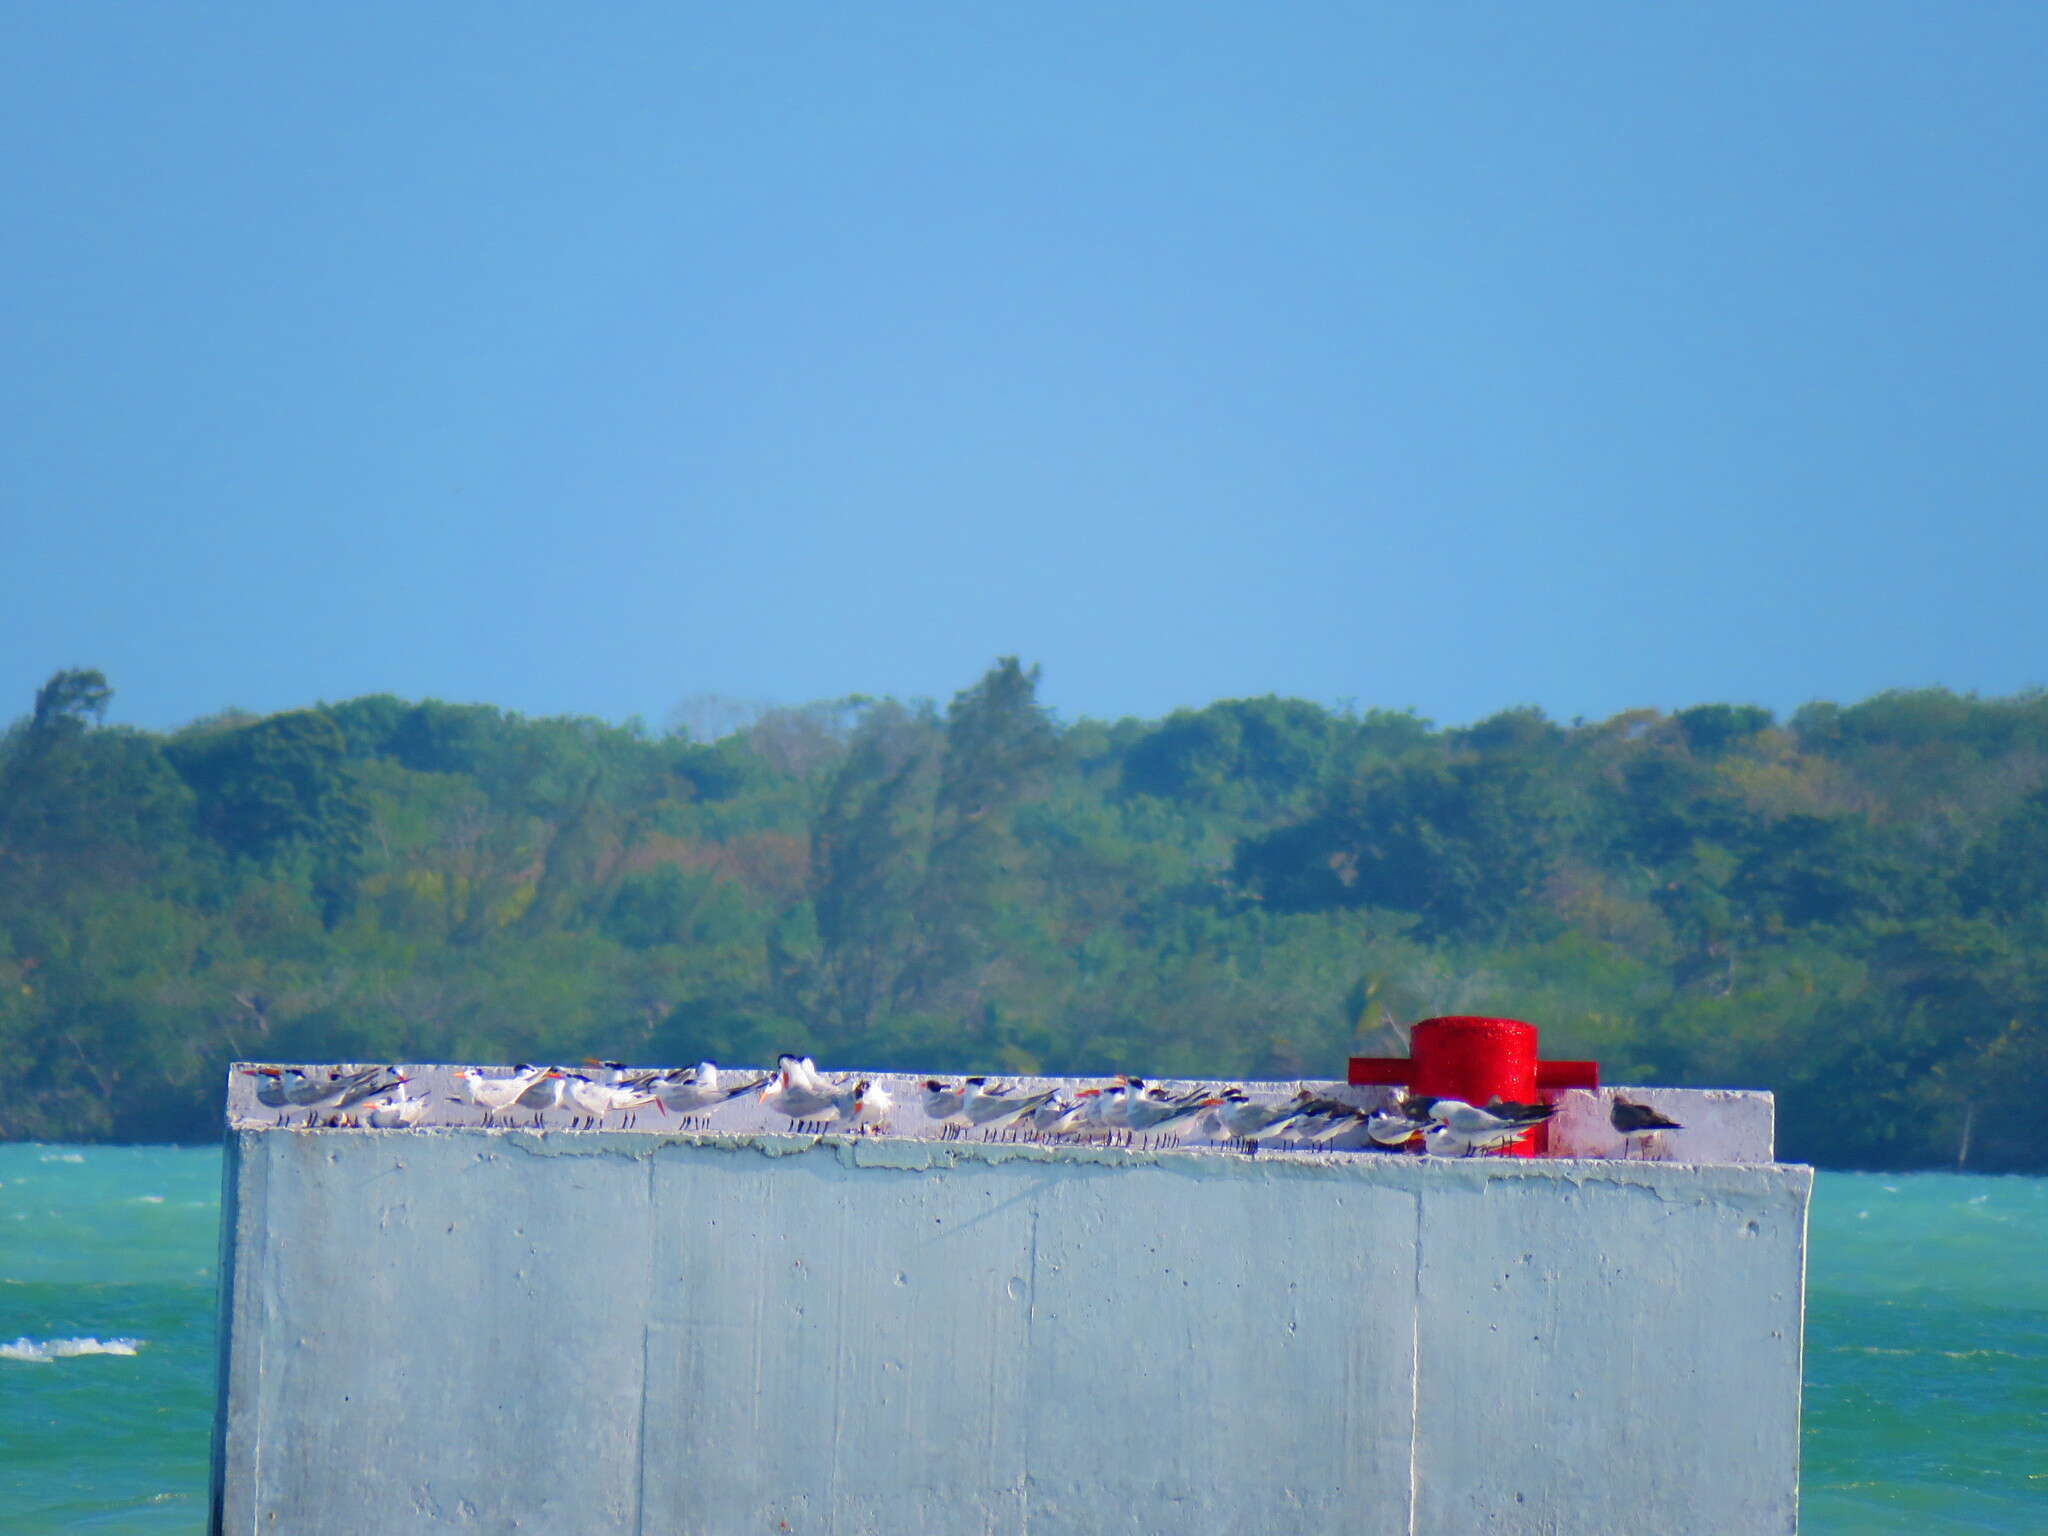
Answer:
xmin=1121 ymin=1083 xmax=1225 ymax=1142
xmin=1085 ymin=1081 xmax=1130 ymax=1137
xmin=782 ymin=1054 xmax=831 ymax=1092
xmin=1212 ymin=1088 xmax=1313 ymax=1147
xmin=238 ymin=1067 xmax=294 ymax=1124
xmin=1267 ymin=1094 xmax=1355 ymax=1140
xmin=361 ymin=1080 xmax=428 ymax=1129
xmin=561 ymin=1071 xmax=659 ymax=1129
xmin=656 ymin=1062 xmax=768 ymax=1122
xmin=455 ymin=1064 xmax=551 ymax=1126
xmin=833 ymin=1079 xmax=894 ymax=1133
xmin=592 ymin=1060 xmax=668 ymax=1097
xmin=764 ymin=1056 xmax=839 ymax=1132
xmin=920 ymin=1079 xmax=969 ymax=1135
xmin=961 ymin=1078 xmax=1058 ymax=1136
xmin=282 ymin=1067 xmax=398 ymax=1125
xmin=1423 ymin=1123 xmax=1475 ymax=1157
xmin=1429 ymin=1099 xmax=1540 ymax=1153
xmin=1031 ymin=1094 xmax=1092 ymax=1138
xmin=516 ymin=1067 xmax=570 ymax=1126
xmin=1486 ymin=1096 xmax=1559 ymax=1125
xmin=1301 ymin=1105 xmax=1376 ymax=1144
xmin=1363 ymin=1107 xmax=1427 ymax=1149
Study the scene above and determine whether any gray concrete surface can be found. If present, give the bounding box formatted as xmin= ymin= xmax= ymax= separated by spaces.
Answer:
xmin=212 ymin=1123 xmax=1808 ymax=1535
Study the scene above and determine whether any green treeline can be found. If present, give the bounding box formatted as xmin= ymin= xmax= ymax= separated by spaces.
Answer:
xmin=4 ymin=661 xmax=2046 ymax=1170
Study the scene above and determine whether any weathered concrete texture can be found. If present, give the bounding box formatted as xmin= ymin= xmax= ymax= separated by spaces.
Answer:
xmin=1547 ymin=1087 xmax=1773 ymax=1164
xmin=213 ymin=1130 xmax=1808 ymax=1536
xmin=1409 ymin=1159 xmax=1807 ymax=1531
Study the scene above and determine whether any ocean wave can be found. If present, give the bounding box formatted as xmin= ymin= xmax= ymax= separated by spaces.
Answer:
xmin=37 ymin=1153 xmax=84 ymax=1164
xmin=1825 ymin=1344 xmax=2031 ymax=1362
xmin=0 ymin=1336 xmax=144 ymax=1363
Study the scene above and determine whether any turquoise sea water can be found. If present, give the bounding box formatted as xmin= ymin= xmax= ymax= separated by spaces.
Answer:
xmin=1 ymin=1148 xmax=2042 ymax=1533
xmin=1801 ymin=1170 xmax=2047 ymax=1532
xmin=0 ymin=1147 xmax=218 ymax=1532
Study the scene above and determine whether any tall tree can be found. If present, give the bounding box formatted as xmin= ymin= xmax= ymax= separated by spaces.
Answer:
xmin=806 ymin=702 xmax=938 ymax=1031
xmin=908 ymin=658 xmax=1058 ymax=1013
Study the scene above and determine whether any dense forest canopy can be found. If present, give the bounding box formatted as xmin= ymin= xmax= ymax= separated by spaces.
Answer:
xmin=3 ymin=661 xmax=2045 ymax=1170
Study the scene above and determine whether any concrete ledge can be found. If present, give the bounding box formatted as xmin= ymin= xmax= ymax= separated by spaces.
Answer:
xmin=212 ymin=1123 xmax=1807 ymax=1534
xmin=226 ymin=1065 xmax=1774 ymax=1163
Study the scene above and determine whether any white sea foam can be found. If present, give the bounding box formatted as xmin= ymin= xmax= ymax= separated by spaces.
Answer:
xmin=0 ymin=1335 xmax=144 ymax=1363
xmin=37 ymin=1153 xmax=84 ymax=1164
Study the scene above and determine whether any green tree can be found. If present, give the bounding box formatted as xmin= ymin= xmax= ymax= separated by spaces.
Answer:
xmin=804 ymin=702 xmax=938 ymax=1032
xmin=167 ymin=710 xmax=364 ymax=864
xmin=1675 ymin=703 xmax=1774 ymax=758
xmin=1121 ymin=696 xmax=1347 ymax=821
xmin=1234 ymin=757 xmax=1562 ymax=942
xmin=908 ymin=658 xmax=1059 ymax=1014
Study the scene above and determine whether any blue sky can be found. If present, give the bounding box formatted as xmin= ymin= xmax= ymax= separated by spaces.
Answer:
xmin=5 ymin=2 xmax=2044 ymax=735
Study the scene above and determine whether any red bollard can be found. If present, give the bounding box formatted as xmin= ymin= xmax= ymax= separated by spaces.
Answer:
xmin=1349 ymin=1016 xmax=1599 ymax=1156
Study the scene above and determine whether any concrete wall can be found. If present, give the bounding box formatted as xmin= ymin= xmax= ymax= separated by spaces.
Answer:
xmin=212 ymin=1123 xmax=1808 ymax=1535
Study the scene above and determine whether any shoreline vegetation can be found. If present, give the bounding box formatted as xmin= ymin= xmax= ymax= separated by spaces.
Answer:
xmin=3 ymin=662 xmax=2044 ymax=1170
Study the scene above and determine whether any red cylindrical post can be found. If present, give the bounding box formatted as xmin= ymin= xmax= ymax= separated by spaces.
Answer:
xmin=1410 ymin=1016 xmax=1539 ymax=1156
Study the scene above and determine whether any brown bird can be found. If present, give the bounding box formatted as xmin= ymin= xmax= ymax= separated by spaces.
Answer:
xmin=1610 ymin=1096 xmax=1684 ymax=1158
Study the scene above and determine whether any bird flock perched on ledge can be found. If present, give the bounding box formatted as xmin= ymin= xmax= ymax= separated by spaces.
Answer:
xmin=238 ymin=1064 xmax=427 ymax=1128
xmin=239 ymin=1055 xmax=1687 ymax=1158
